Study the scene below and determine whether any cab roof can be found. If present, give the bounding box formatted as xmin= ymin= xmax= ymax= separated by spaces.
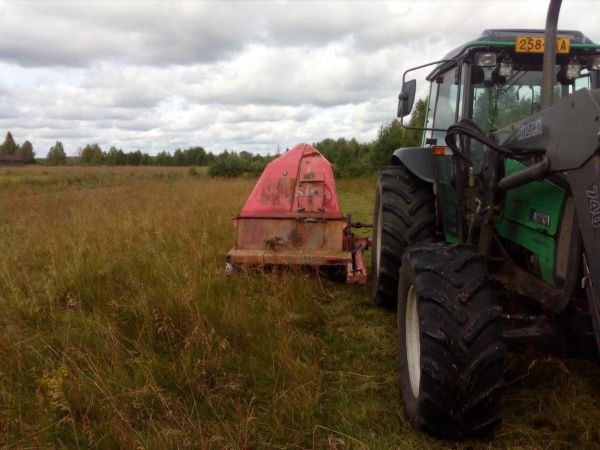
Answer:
xmin=442 ymin=28 xmax=597 ymax=60
xmin=479 ymin=29 xmax=594 ymax=44
xmin=427 ymin=29 xmax=600 ymax=80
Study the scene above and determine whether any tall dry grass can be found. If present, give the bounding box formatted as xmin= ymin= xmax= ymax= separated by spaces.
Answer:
xmin=0 ymin=167 xmax=598 ymax=448
xmin=0 ymin=168 xmax=327 ymax=448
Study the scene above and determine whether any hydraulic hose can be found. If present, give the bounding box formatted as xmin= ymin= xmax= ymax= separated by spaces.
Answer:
xmin=445 ymin=119 xmax=545 ymax=162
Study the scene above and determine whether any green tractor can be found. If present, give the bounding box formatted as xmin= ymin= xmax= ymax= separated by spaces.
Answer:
xmin=371 ymin=0 xmax=600 ymax=439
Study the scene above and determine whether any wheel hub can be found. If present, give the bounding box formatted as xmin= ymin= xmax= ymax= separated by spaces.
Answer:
xmin=405 ymin=284 xmax=421 ymax=398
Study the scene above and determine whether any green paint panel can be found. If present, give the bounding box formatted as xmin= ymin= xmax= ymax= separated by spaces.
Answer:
xmin=496 ymin=219 xmax=557 ymax=283
xmin=495 ymin=159 xmax=565 ymax=285
xmin=445 ymin=233 xmax=458 ymax=244
xmin=501 ymin=160 xmax=565 ymax=236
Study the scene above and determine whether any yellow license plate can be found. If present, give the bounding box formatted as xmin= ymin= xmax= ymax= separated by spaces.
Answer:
xmin=515 ymin=35 xmax=570 ymax=54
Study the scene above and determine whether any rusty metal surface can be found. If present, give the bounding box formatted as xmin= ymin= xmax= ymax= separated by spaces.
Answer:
xmin=234 ymin=217 xmax=346 ymax=251
xmin=346 ymin=236 xmax=369 ymax=284
xmin=238 ymin=143 xmax=343 ymax=218
xmin=227 ymin=248 xmax=352 ymax=266
xmin=227 ymin=143 xmax=369 ymax=284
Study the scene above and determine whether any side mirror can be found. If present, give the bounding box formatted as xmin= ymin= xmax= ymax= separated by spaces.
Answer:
xmin=397 ymin=79 xmax=416 ymax=118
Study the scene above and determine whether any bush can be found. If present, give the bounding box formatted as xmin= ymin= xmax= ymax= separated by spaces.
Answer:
xmin=208 ymin=152 xmax=246 ymax=177
xmin=208 ymin=151 xmax=274 ymax=178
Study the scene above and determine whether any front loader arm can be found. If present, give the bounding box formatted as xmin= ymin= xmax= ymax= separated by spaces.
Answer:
xmin=493 ymin=88 xmax=600 ymax=351
xmin=566 ymin=156 xmax=600 ymax=351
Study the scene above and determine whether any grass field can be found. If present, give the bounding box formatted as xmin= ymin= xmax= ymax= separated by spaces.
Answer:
xmin=0 ymin=166 xmax=599 ymax=449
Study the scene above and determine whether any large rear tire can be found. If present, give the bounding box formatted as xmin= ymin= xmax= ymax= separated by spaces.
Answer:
xmin=371 ymin=164 xmax=435 ymax=309
xmin=398 ymin=243 xmax=506 ymax=439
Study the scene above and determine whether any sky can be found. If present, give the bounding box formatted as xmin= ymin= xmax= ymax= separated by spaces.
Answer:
xmin=0 ymin=0 xmax=598 ymax=157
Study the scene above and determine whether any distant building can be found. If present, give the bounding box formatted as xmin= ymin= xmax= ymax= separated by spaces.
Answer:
xmin=0 ymin=154 xmax=25 ymax=166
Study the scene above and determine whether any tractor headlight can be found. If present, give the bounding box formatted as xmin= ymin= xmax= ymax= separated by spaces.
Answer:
xmin=566 ymin=58 xmax=581 ymax=79
xmin=475 ymin=52 xmax=497 ymax=67
xmin=498 ymin=58 xmax=513 ymax=78
xmin=590 ymin=55 xmax=600 ymax=71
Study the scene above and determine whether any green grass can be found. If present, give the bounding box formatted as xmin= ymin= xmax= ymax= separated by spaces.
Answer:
xmin=0 ymin=166 xmax=197 ymax=193
xmin=0 ymin=167 xmax=598 ymax=448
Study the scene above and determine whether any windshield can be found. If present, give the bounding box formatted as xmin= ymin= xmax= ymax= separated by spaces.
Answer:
xmin=472 ymin=68 xmax=591 ymax=130
xmin=469 ymin=67 xmax=591 ymax=173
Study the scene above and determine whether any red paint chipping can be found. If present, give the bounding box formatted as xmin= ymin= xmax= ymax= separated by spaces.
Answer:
xmin=227 ymin=143 xmax=369 ymax=284
xmin=239 ymin=143 xmax=342 ymax=218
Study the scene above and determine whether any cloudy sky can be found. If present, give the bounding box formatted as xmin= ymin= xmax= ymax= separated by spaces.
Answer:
xmin=0 ymin=0 xmax=598 ymax=157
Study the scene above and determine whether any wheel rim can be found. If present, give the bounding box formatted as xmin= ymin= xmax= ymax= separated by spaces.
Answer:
xmin=406 ymin=284 xmax=421 ymax=398
xmin=375 ymin=188 xmax=382 ymax=277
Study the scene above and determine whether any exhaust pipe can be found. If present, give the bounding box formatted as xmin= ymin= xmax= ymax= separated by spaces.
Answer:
xmin=540 ymin=0 xmax=562 ymax=110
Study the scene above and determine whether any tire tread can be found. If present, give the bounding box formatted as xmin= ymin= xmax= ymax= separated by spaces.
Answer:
xmin=398 ymin=242 xmax=505 ymax=439
xmin=372 ymin=165 xmax=435 ymax=308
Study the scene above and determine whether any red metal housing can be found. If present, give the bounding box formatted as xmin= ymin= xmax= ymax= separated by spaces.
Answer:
xmin=227 ymin=143 xmax=369 ymax=283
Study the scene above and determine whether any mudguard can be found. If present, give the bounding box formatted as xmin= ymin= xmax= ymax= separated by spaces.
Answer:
xmin=391 ymin=147 xmax=434 ymax=183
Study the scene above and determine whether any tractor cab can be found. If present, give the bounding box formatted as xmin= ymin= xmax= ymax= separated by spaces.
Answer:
xmin=401 ymin=29 xmax=600 ymax=138
xmin=398 ymin=29 xmax=600 ymax=254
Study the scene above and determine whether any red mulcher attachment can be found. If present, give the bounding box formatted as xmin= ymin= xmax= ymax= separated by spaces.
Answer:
xmin=226 ymin=143 xmax=370 ymax=283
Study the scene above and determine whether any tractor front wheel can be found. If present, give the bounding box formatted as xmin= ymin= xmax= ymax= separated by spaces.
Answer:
xmin=398 ymin=243 xmax=506 ymax=439
xmin=371 ymin=164 xmax=435 ymax=309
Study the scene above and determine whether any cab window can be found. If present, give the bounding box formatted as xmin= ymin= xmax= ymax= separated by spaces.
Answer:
xmin=432 ymin=72 xmax=459 ymax=131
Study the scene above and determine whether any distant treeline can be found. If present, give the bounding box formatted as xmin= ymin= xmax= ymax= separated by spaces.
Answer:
xmin=76 ymin=144 xmax=214 ymax=167
xmin=0 ymin=132 xmax=36 ymax=163
xmin=1 ymin=99 xmax=426 ymax=177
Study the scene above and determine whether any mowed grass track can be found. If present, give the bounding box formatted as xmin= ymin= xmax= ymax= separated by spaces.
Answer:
xmin=0 ymin=166 xmax=598 ymax=449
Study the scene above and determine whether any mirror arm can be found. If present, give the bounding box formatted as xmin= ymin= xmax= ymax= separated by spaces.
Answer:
xmin=399 ymin=58 xmax=458 ymax=131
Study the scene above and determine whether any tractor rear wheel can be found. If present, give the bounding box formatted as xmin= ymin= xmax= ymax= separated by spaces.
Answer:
xmin=371 ymin=164 xmax=435 ymax=309
xmin=397 ymin=243 xmax=505 ymax=439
